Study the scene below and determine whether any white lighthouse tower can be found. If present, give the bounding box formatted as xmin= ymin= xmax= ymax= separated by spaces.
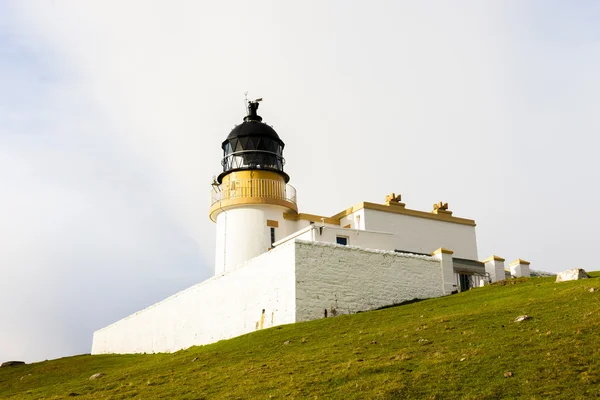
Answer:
xmin=209 ymin=99 xmax=298 ymax=275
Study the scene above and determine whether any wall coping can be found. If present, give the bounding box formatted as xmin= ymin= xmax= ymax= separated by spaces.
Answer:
xmin=509 ymin=258 xmax=531 ymax=266
xmin=431 ymin=248 xmax=454 ymax=255
xmin=482 ymin=255 xmax=506 ymax=263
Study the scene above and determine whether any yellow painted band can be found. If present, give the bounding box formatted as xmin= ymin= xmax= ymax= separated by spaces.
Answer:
xmin=482 ymin=255 xmax=505 ymax=263
xmin=508 ymin=258 xmax=531 ymax=266
xmin=431 ymin=209 xmax=453 ymax=215
xmin=431 ymin=248 xmax=454 ymax=255
xmin=209 ymin=197 xmax=297 ymax=222
xmin=221 ymin=170 xmax=286 ymax=183
xmin=331 ymin=202 xmax=476 ymax=227
xmin=283 ymin=212 xmax=339 ymax=225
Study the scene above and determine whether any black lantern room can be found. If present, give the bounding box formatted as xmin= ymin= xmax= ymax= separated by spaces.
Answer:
xmin=218 ymin=100 xmax=288 ymax=183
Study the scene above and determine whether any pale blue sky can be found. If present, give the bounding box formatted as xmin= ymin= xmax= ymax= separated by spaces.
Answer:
xmin=1 ymin=1 xmax=599 ymax=362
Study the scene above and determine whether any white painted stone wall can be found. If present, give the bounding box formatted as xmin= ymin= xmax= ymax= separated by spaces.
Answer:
xmin=214 ymin=204 xmax=299 ymax=274
xmin=293 ymin=240 xmax=445 ymax=321
xmin=360 ymin=209 xmax=478 ymax=259
xmin=432 ymin=250 xmax=457 ymax=294
xmin=509 ymin=262 xmax=531 ymax=278
xmin=484 ymin=258 xmax=505 ymax=282
xmin=92 ymin=239 xmax=453 ymax=355
xmin=92 ymin=241 xmax=297 ymax=355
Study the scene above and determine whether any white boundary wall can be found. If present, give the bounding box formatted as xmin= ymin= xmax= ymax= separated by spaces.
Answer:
xmin=92 ymin=240 xmax=448 ymax=355
xmin=92 ymin=241 xmax=297 ymax=354
xmin=294 ymin=240 xmax=445 ymax=321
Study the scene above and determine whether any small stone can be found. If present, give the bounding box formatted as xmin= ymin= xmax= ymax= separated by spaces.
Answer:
xmin=514 ymin=315 xmax=530 ymax=322
xmin=556 ymin=268 xmax=589 ymax=282
xmin=418 ymin=338 xmax=430 ymax=344
xmin=460 ymin=358 xmax=466 ymax=362
xmin=369 ymin=341 xmax=377 ymax=345
xmin=1 ymin=361 xmax=25 ymax=367
xmin=89 ymin=373 xmax=105 ymax=380
xmin=589 ymin=288 xmax=595 ymax=293
xmin=283 ymin=340 xmax=290 ymax=345
xmin=504 ymin=371 xmax=513 ymax=378
xmin=191 ymin=357 xmax=198 ymax=362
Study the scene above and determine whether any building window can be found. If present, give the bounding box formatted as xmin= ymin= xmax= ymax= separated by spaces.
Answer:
xmin=336 ymin=236 xmax=348 ymax=246
xmin=270 ymin=227 xmax=276 ymax=246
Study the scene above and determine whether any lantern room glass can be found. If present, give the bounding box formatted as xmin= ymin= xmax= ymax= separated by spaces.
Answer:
xmin=221 ymin=136 xmax=285 ymax=173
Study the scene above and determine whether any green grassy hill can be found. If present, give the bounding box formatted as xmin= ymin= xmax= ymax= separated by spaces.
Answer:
xmin=2 ymin=273 xmax=600 ymax=399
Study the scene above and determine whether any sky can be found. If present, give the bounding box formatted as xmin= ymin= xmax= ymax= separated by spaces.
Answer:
xmin=1 ymin=1 xmax=599 ymax=363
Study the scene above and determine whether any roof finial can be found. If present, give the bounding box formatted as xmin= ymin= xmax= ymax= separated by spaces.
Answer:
xmin=244 ymin=97 xmax=263 ymax=122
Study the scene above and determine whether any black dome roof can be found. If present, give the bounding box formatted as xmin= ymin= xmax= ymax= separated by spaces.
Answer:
xmin=217 ymin=100 xmax=289 ymax=183
xmin=223 ymin=120 xmax=284 ymax=148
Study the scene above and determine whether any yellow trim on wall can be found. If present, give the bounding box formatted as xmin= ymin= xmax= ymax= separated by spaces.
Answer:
xmin=210 ymin=197 xmax=297 ymax=222
xmin=431 ymin=248 xmax=454 ymax=255
xmin=508 ymin=258 xmax=530 ymax=266
xmin=330 ymin=202 xmax=476 ymax=227
xmin=482 ymin=255 xmax=505 ymax=263
xmin=267 ymin=220 xmax=279 ymax=228
xmin=282 ymin=212 xmax=339 ymax=225
xmin=386 ymin=201 xmax=406 ymax=208
xmin=221 ymin=170 xmax=286 ymax=183
xmin=431 ymin=209 xmax=453 ymax=216
xmin=210 ymin=169 xmax=296 ymax=221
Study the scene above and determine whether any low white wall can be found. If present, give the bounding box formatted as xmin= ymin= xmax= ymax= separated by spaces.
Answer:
xmin=510 ymin=262 xmax=531 ymax=278
xmin=293 ymin=240 xmax=445 ymax=321
xmin=92 ymin=239 xmax=454 ymax=355
xmin=92 ymin=241 xmax=297 ymax=354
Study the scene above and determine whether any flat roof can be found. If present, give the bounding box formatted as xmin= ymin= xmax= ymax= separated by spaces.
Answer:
xmin=284 ymin=201 xmax=476 ymax=227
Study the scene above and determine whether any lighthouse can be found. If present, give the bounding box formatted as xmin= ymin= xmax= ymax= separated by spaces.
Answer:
xmin=209 ymin=99 xmax=298 ymax=275
xmin=92 ymin=100 xmax=529 ymax=356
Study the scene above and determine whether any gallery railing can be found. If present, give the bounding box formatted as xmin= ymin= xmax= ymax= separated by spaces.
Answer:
xmin=211 ymin=178 xmax=297 ymax=207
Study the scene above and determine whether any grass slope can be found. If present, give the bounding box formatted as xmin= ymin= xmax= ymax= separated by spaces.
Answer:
xmin=2 ymin=274 xmax=600 ymax=399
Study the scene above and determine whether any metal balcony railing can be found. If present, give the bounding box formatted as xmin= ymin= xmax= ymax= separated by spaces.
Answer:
xmin=211 ymin=178 xmax=297 ymax=207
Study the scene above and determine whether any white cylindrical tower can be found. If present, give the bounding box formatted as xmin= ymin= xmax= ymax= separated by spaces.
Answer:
xmin=210 ymin=100 xmax=297 ymax=275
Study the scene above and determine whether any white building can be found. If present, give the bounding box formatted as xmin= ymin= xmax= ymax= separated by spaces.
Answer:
xmin=91 ymin=100 xmax=530 ymax=355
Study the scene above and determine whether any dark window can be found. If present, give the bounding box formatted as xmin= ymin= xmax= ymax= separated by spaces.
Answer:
xmin=336 ymin=236 xmax=348 ymax=246
xmin=270 ymin=227 xmax=276 ymax=246
xmin=459 ymin=274 xmax=471 ymax=292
